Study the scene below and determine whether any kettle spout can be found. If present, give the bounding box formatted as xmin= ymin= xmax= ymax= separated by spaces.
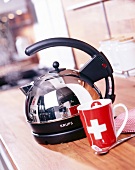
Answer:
xmin=20 ymin=81 xmax=34 ymax=96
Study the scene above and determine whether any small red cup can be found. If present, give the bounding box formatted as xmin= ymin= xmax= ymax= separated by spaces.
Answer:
xmin=77 ymin=99 xmax=128 ymax=151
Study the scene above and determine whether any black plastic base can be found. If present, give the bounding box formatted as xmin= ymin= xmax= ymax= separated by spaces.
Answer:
xmin=32 ymin=127 xmax=86 ymax=144
xmin=28 ymin=115 xmax=83 ymax=135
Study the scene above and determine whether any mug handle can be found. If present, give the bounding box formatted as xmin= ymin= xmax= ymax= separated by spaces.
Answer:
xmin=91 ymin=101 xmax=102 ymax=108
xmin=113 ymin=103 xmax=128 ymax=138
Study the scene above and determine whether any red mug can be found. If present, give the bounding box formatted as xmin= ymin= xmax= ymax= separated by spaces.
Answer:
xmin=77 ymin=99 xmax=128 ymax=151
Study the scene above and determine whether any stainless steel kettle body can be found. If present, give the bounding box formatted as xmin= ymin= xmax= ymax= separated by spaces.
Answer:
xmin=20 ymin=37 xmax=115 ymax=144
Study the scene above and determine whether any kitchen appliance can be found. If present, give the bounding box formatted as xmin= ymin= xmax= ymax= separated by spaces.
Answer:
xmin=20 ymin=37 xmax=115 ymax=144
xmin=99 ymin=36 xmax=135 ymax=77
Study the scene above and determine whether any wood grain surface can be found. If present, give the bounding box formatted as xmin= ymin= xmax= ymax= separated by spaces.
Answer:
xmin=0 ymin=76 xmax=135 ymax=170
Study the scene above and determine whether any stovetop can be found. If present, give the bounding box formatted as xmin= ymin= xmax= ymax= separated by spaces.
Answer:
xmin=0 ymin=67 xmax=49 ymax=91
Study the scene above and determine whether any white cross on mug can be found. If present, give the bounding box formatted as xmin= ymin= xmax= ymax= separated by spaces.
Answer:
xmin=87 ymin=119 xmax=107 ymax=140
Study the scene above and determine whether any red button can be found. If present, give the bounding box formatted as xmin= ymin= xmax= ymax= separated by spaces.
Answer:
xmin=102 ymin=63 xmax=107 ymax=68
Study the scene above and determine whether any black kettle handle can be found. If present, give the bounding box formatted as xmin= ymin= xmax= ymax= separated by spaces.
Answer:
xmin=25 ymin=37 xmax=99 ymax=57
xmin=25 ymin=37 xmax=115 ymax=103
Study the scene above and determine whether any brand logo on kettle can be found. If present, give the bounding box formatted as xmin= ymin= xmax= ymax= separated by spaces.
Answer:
xmin=60 ymin=121 xmax=73 ymax=128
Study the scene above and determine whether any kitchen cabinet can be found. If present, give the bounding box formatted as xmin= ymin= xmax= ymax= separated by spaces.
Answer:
xmin=62 ymin=0 xmax=135 ymax=69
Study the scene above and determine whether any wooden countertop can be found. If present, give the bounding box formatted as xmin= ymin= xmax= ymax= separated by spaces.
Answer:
xmin=0 ymin=76 xmax=135 ymax=170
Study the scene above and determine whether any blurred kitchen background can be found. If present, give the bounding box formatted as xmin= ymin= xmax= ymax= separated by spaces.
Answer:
xmin=0 ymin=0 xmax=135 ymax=91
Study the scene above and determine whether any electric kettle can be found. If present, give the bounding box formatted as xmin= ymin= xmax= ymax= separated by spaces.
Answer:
xmin=20 ymin=37 xmax=115 ymax=144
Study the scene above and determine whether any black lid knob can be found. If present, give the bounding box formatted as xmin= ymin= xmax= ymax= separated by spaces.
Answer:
xmin=49 ymin=61 xmax=66 ymax=73
xmin=53 ymin=61 xmax=59 ymax=70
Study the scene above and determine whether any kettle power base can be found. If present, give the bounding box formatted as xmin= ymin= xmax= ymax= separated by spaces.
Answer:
xmin=32 ymin=127 xmax=86 ymax=145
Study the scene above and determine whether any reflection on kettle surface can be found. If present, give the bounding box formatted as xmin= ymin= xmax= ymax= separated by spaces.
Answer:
xmin=21 ymin=69 xmax=101 ymax=124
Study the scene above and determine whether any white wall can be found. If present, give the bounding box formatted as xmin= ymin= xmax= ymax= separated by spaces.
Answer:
xmin=31 ymin=0 xmax=75 ymax=69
